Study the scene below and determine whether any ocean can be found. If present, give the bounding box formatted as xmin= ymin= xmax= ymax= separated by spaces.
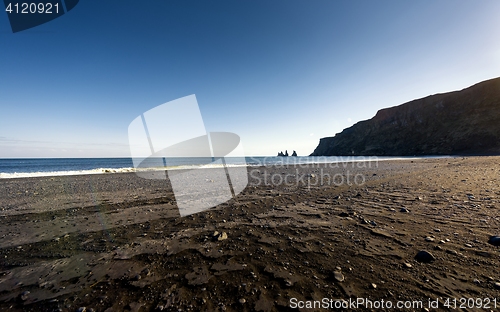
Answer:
xmin=0 ymin=156 xmax=431 ymax=179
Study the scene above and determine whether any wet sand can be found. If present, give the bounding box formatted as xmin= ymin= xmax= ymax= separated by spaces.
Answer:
xmin=0 ymin=157 xmax=499 ymax=311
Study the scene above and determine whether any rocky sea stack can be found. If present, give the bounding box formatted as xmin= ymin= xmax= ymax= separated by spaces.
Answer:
xmin=311 ymin=77 xmax=500 ymax=156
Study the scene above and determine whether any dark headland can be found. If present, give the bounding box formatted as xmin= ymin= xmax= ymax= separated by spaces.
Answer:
xmin=311 ymin=77 xmax=500 ymax=156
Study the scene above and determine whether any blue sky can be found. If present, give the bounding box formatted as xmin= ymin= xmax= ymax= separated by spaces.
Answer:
xmin=1 ymin=0 xmax=500 ymax=157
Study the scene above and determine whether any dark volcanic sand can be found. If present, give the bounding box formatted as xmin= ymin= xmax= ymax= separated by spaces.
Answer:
xmin=0 ymin=157 xmax=499 ymax=311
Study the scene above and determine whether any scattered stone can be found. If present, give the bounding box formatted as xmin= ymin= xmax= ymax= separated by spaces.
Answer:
xmin=212 ymin=231 xmax=228 ymax=241
xmin=371 ymin=283 xmax=377 ymax=289
xmin=464 ymin=243 xmax=473 ymax=248
xmin=425 ymin=237 xmax=435 ymax=242
xmin=218 ymin=232 xmax=228 ymax=241
xmin=494 ymin=282 xmax=500 ymax=290
xmin=403 ymin=263 xmax=412 ymax=269
xmin=239 ymin=298 xmax=246 ymax=304
xmin=400 ymin=208 xmax=409 ymax=213
xmin=415 ymin=250 xmax=435 ymax=263
xmin=488 ymin=236 xmax=500 ymax=246
xmin=333 ymin=271 xmax=344 ymax=282
xmin=76 ymin=308 xmax=86 ymax=312
xmin=19 ymin=291 xmax=30 ymax=301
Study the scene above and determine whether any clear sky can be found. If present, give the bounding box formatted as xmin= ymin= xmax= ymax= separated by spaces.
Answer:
xmin=1 ymin=0 xmax=500 ymax=157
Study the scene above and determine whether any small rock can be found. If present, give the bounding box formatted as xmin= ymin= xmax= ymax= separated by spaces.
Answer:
xmin=371 ymin=283 xmax=377 ymax=289
xmin=19 ymin=291 xmax=30 ymax=301
xmin=77 ymin=308 xmax=86 ymax=312
xmin=403 ymin=263 xmax=412 ymax=269
xmin=333 ymin=271 xmax=344 ymax=282
xmin=217 ymin=232 xmax=228 ymax=241
xmin=425 ymin=237 xmax=435 ymax=242
xmin=415 ymin=250 xmax=435 ymax=263
xmin=464 ymin=243 xmax=473 ymax=248
xmin=494 ymin=282 xmax=500 ymax=290
xmin=488 ymin=236 xmax=500 ymax=246
xmin=400 ymin=208 xmax=409 ymax=213
xmin=239 ymin=298 xmax=246 ymax=304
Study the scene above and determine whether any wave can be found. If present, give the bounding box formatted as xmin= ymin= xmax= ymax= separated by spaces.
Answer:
xmin=0 ymin=163 xmax=250 ymax=179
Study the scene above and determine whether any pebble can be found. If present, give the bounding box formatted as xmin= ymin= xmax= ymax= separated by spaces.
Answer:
xmin=400 ymin=208 xmax=409 ymax=213
xmin=217 ymin=232 xmax=228 ymax=241
xmin=494 ymin=282 xmax=500 ymax=290
xmin=403 ymin=263 xmax=412 ymax=269
xmin=371 ymin=283 xmax=377 ymax=289
xmin=415 ymin=250 xmax=435 ymax=263
xmin=333 ymin=271 xmax=344 ymax=282
xmin=19 ymin=291 xmax=30 ymax=301
xmin=76 ymin=308 xmax=86 ymax=312
xmin=425 ymin=237 xmax=435 ymax=242
xmin=239 ymin=298 xmax=246 ymax=304
xmin=488 ymin=236 xmax=500 ymax=246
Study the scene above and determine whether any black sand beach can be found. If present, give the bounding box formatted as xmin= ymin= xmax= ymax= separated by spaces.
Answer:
xmin=0 ymin=157 xmax=499 ymax=311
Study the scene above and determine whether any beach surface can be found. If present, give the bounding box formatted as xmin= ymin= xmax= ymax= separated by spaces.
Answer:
xmin=0 ymin=157 xmax=499 ymax=311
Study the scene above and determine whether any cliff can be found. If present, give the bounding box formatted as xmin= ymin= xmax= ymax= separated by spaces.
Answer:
xmin=311 ymin=77 xmax=500 ymax=156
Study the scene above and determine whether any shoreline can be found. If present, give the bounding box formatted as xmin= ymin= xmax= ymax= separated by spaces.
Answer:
xmin=0 ymin=155 xmax=454 ymax=180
